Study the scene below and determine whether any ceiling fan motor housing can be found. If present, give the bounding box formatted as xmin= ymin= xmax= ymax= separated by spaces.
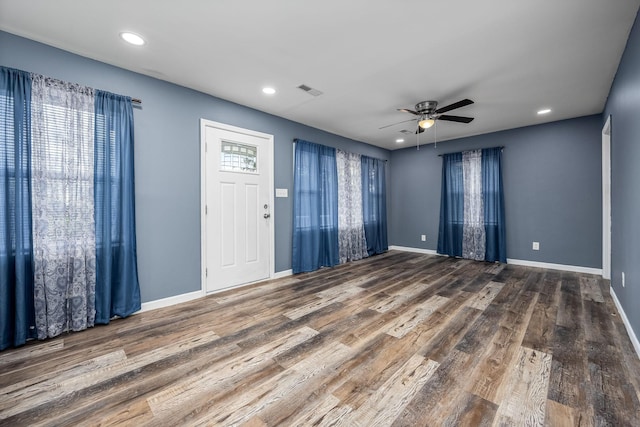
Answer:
xmin=415 ymin=100 xmax=438 ymax=114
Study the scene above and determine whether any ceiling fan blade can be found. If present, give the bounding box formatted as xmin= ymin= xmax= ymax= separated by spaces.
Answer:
xmin=414 ymin=125 xmax=426 ymax=134
xmin=438 ymin=115 xmax=474 ymax=124
xmin=397 ymin=108 xmax=420 ymax=116
xmin=378 ymin=118 xmax=416 ymax=130
xmin=435 ymin=99 xmax=474 ymax=114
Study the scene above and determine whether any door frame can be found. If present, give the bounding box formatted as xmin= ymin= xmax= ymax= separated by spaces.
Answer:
xmin=200 ymin=119 xmax=275 ymax=293
xmin=602 ymin=115 xmax=612 ymax=280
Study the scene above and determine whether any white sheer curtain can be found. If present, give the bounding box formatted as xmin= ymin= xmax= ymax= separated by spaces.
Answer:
xmin=462 ymin=149 xmax=485 ymax=260
xmin=31 ymin=74 xmax=97 ymax=339
xmin=336 ymin=149 xmax=368 ymax=263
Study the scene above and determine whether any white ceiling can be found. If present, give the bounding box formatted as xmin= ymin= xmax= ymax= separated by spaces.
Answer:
xmin=1 ymin=0 xmax=639 ymax=150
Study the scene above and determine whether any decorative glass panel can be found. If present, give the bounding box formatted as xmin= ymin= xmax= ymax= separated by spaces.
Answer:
xmin=220 ymin=141 xmax=257 ymax=172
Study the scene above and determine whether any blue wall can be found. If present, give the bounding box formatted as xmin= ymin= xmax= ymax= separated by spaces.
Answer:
xmin=390 ymin=115 xmax=603 ymax=269
xmin=0 ymin=31 xmax=390 ymax=302
xmin=604 ymin=11 xmax=640 ymax=340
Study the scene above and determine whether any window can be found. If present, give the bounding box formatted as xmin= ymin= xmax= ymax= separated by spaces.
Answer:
xmin=31 ymin=95 xmax=95 ymax=245
xmin=220 ymin=140 xmax=257 ymax=172
xmin=95 ymin=113 xmax=121 ymax=244
xmin=0 ymin=94 xmax=31 ymax=255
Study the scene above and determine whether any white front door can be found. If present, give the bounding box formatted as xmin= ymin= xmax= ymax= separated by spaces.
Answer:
xmin=201 ymin=120 xmax=273 ymax=293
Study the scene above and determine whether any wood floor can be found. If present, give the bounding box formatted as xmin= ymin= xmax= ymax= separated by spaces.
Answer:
xmin=1 ymin=251 xmax=639 ymax=426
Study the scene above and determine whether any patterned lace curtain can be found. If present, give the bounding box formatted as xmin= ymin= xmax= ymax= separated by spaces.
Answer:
xmin=336 ymin=149 xmax=368 ymax=263
xmin=30 ymin=74 xmax=97 ymax=339
xmin=462 ymin=149 xmax=485 ymax=260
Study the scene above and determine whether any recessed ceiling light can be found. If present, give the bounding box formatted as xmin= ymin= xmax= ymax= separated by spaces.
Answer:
xmin=395 ymin=138 xmax=405 ymax=143
xmin=120 ymin=32 xmax=145 ymax=46
xmin=262 ymin=87 xmax=276 ymax=95
xmin=537 ymin=108 xmax=552 ymax=115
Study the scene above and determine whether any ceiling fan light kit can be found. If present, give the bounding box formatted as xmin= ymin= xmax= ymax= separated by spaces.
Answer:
xmin=419 ymin=118 xmax=435 ymax=129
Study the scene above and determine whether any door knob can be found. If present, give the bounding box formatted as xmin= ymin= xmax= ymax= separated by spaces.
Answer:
xmin=263 ymin=213 xmax=271 ymax=218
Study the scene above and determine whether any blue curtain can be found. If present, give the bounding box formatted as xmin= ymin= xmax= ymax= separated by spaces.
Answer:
xmin=361 ymin=156 xmax=388 ymax=256
xmin=482 ymin=147 xmax=506 ymax=263
xmin=94 ymin=91 xmax=141 ymax=323
xmin=0 ymin=67 xmax=35 ymax=350
xmin=292 ymin=140 xmax=339 ymax=273
xmin=437 ymin=152 xmax=464 ymax=257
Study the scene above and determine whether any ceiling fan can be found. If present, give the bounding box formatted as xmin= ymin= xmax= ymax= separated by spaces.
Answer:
xmin=380 ymin=98 xmax=475 ymax=133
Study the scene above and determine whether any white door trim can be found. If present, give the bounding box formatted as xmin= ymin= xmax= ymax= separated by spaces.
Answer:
xmin=200 ymin=119 xmax=275 ymax=293
xmin=602 ymin=115 xmax=612 ymax=280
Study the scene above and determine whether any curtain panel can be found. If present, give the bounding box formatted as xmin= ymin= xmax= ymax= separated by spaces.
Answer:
xmin=437 ymin=152 xmax=464 ymax=257
xmin=94 ymin=91 xmax=141 ymax=323
xmin=0 ymin=67 xmax=36 ymax=350
xmin=30 ymin=74 xmax=97 ymax=339
xmin=462 ymin=150 xmax=486 ymax=260
xmin=292 ymin=140 xmax=339 ymax=273
xmin=482 ymin=147 xmax=506 ymax=263
xmin=361 ymin=156 xmax=388 ymax=256
xmin=437 ymin=147 xmax=506 ymax=263
xmin=336 ymin=149 xmax=368 ymax=264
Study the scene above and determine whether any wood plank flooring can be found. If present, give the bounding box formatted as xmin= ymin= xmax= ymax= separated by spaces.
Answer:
xmin=1 ymin=251 xmax=639 ymax=426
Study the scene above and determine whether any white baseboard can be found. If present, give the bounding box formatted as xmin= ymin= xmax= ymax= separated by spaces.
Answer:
xmin=273 ymin=269 xmax=293 ymax=279
xmin=138 ymin=270 xmax=293 ymax=314
xmin=389 ymin=246 xmax=602 ymax=275
xmin=389 ymin=245 xmax=440 ymax=256
xmin=139 ymin=290 xmax=204 ymax=313
xmin=506 ymin=258 xmax=602 ymax=275
xmin=610 ymin=286 xmax=640 ymax=359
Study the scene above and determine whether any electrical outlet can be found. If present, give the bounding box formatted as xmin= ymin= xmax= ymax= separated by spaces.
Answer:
xmin=532 ymin=241 xmax=540 ymax=251
xmin=622 ymin=272 xmax=625 ymax=287
xmin=421 ymin=234 xmax=426 ymax=242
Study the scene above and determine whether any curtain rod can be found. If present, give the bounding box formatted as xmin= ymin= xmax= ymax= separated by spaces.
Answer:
xmin=293 ymin=138 xmax=388 ymax=162
xmin=131 ymin=98 xmax=142 ymax=105
xmin=437 ymin=146 xmax=504 ymax=157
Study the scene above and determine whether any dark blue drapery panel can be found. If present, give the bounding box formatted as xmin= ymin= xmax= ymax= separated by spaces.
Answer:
xmin=292 ymin=140 xmax=339 ymax=273
xmin=482 ymin=147 xmax=507 ymax=263
xmin=0 ymin=67 xmax=35 ymax=350
xmin=437 ymin=152 xmax=464 ymax=257
xmin=94 ymin=91 xmax=141 ymax=323
xmin=361 ymin=156 xmax=388 ymax=256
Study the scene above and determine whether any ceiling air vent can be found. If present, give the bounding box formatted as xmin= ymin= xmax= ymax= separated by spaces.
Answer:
xmin=399 ymin=129 xmax=413 ymax=135
xmin=297 ymin=84 xmax=323 ymax=97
